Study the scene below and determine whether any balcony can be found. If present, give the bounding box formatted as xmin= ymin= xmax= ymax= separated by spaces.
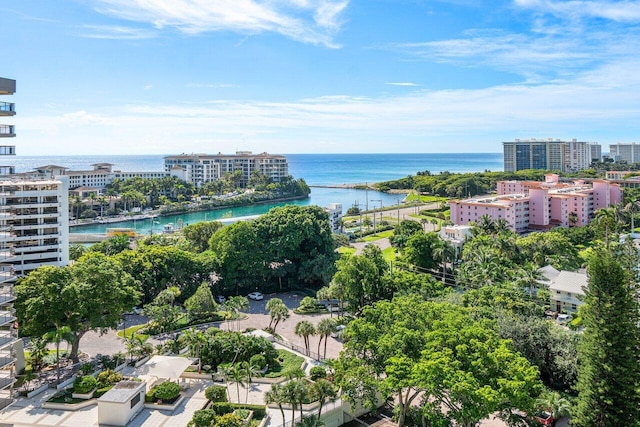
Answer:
xmin=0 ymin=79 xmax=15 ymax=95
xmin=0 ymin=103 xmax=14 ymax=116
xmin=0 ymin=356 xmax=14 ymax=370
xmin=0 ymin=126 xmax=15 ymax=138
xmin=0 ymin=331 xmax=17 ymax=350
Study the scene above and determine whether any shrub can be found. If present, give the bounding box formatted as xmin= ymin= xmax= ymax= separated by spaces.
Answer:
xmin=230 ymin=403 xmax=266 ymax=419
xmin=79 ymin=362 xmax=95 ymax=376
xmin=205 ymin=385 xmax=228 ymax=402
xmin=234 ymin=409 xmax=250 ymax=420
xmin=73 ymin=375 xmax=98 ymax=394
xmin=191 ymin=409 xmax=217 ymax=427
xmin=216 ymin=413 xmax=243 ymax=427
xmin=97 ymin=369 xmax=122 ymax=388
xmin=152 ymin=381 xmax=181 ymax=402
xmin=210 ymin=402 xmax=234 ymax=416
xmin=309 ymin=366 xmax=327 ymax=381
xmin=250 ymin=354 xmax=267 ymax=370
xmin=145 ymin=388 xmax=156 ymax=403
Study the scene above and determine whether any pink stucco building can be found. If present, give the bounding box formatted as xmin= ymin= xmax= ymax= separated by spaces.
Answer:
xmin=450 ymin=174 xmax=623 ymax=232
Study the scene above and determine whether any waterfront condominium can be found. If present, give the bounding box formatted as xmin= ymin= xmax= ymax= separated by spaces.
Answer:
xmin=609 ymin=143 xmax=640 ymax=163
xmin=503 ymin=138 xmax=601 ymax=173
xmin=0 ymin=78 xmax=70 ymax=410
xmin=164 ymin=151 xmax=289 ymax=188
xmin=449 ymin=174 xmax=622 ymax=233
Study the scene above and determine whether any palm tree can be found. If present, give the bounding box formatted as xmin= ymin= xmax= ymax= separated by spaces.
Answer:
xmin=316 ymin=319 xmax=335 ymax=359
xmin=283 ymin=379 xmax=309 ymax=424
xmin=267 ymin=298 xmax=290 ymax=334
xmin=265 ymin=383 xmax=288 ymax=427
xmin=125 ymin=335 xmax=144 ymax=363
xmin=44 ymin=326 xmax=73 ymax=384
xmin=242 ymin=361 xmax=260 ymax=405
xmin=296 ymin=415 xmax=325 ymax=427
xmin=311 ymin=379 xmax=337 ymax=418
xmin=180 ymin=328 xmax=206 ymax=373
xmin=624 ymin=201 xmax=640 ymax=233
xmin=517 ymin=263 xmax=544 ymax=298
xmin=476 ymin=214 xmax=495 ymax=234
xmin=433 ymin=240 xmax=455 ymax=284
xmin=230 ymin=363 xmax=245 ymax=403
xmin=294 ymin=321 xmax=315 ymax=356
xmin=229 ymin=296 xmax=249 ymax=331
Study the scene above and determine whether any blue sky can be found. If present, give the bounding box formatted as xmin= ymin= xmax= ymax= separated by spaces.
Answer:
xmin=3 ymin=0 xmax=640 ymax=155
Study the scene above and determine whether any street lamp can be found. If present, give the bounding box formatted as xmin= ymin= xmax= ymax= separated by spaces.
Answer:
xmin=371 ymin=199 xmax=382 ymax=233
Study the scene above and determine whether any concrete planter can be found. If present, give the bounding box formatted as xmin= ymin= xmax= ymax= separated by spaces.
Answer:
xmin=181 ymin=371 xmax=213 ymax=380
xmin=26 ymin=384 xmax=49 ymax=398
xmin=55 ymin=376 xmax=76 ymax=390
xmin=144 ymin=394 xmax=184 ymax=412
xmin=72 ymin=388 xmax=96 ymax=399
xmin=134 ymin=355 xmax=151 ymax=368
xmin=42 ymin=398 xmax=97 ymax=411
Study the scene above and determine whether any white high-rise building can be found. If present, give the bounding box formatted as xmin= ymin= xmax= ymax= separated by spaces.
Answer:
xmin=503 ymin=138 xmax=600 ymax=172
xmin=164 ymin=152 xmax=289 ymax=188
xmin=609 ymin=143 xmax=640 ymax=163
xmin=0 ymin=78 xmax=70 ymax=410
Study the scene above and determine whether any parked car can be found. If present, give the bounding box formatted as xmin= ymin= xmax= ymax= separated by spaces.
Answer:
xmin=534 ymin=411 xmax=554 ymax=426
xmin=215 ymin=295 xmax=226 ymax=304
xmin=331 ymin=324 xmax=346 ymax=338
xmin=557 ymin=314 xmax=572 ymax=323
xmin=248 ymin=292 xmax=264 ymax=301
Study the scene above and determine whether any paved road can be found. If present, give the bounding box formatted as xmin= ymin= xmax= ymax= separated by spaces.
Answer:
xmin=79 ymin=293 xmax=345 ymax=360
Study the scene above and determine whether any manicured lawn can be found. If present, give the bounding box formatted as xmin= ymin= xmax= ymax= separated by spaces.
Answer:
xmin=404 ymin=192 xmax=447 ymax=203
xmin=117 ymin=324 xmax=149 ymax=342
xmin=360 ymin=230 xmax=394 ymax=242
xmin=264 ymin=349 xmax=305 ymax=378
xmin=338 ymin=247 xmax=356 ymax=256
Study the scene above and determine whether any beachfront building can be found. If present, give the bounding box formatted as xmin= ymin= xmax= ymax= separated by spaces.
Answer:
xmin=609 ymin=143 xmax=640 ymax=163
xmin=503 ymin=138 xmax=600 ymax=173
xmin=0 ymin=78 xmax=16 ymax=176
xmin=0 ymin=78 xmax=71 ymax=410
xmin=450 ymin=174 xmax=622 ymax=232
xmin=34 ymin=164 xmax=171 ymax=190
xmin=164 ymin=151 xmax=289 ymax=188
xmin=324 ymin=203 xmax=343 ymax=233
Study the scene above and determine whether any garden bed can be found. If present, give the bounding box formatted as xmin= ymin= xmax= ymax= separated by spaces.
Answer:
xmin=144 ymin=394 xmax=184 ymax=411
xmin=263 ymin=350 xmax=304 ymax=378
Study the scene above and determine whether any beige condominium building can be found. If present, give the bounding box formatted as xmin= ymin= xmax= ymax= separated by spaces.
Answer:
xmin=164 ymin=151 xmax=289 ymax=188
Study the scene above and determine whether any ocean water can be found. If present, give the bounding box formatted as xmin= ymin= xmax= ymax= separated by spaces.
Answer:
xmin=8 ymin=153 xmax=503 ymax=186
xmin=4 ymin=153 xmax=503 ymax=233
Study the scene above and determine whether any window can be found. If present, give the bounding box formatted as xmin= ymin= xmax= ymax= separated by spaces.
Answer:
xmin=131 ymin=392 xmax=141 ymax=408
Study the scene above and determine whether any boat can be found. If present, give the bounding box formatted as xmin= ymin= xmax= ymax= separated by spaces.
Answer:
xmin=162 ymin=223 xmax=175 ymax=234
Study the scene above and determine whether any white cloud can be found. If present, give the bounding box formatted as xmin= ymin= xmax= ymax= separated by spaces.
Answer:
xmin=80 ymin=24 xmax=156 ymax=39
xmin=92 ymin=0 xmax=350 ymax=47
xmin=16 ymin=59 xmax=640 ymax=154
xmin=514 ymin=0 xmax=640 ymax=22
xmin=386 ymin=82 xmax=420 ymax=86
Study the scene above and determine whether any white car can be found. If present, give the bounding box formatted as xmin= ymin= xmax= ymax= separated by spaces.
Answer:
xmin=248 ymin=292 xmax=264 ymax=301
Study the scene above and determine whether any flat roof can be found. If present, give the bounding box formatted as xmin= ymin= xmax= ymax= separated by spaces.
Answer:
xmin=98 ymin=381 xmax=145 ymax=403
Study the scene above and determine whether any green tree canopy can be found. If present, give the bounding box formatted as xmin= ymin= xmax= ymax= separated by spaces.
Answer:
xmin=16 ymin=252 xmax=141 ymax=362
xmin=574 ymin=246 xmax=640 ymax=426
xmin=335 ymin=296 xmax=542 ymax=427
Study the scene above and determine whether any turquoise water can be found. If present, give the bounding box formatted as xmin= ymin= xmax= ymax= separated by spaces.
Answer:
xmin=71 ymin=187 xmax=407 ymax=234
xmin=4 ymin=153 xmax=502 ymax=234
